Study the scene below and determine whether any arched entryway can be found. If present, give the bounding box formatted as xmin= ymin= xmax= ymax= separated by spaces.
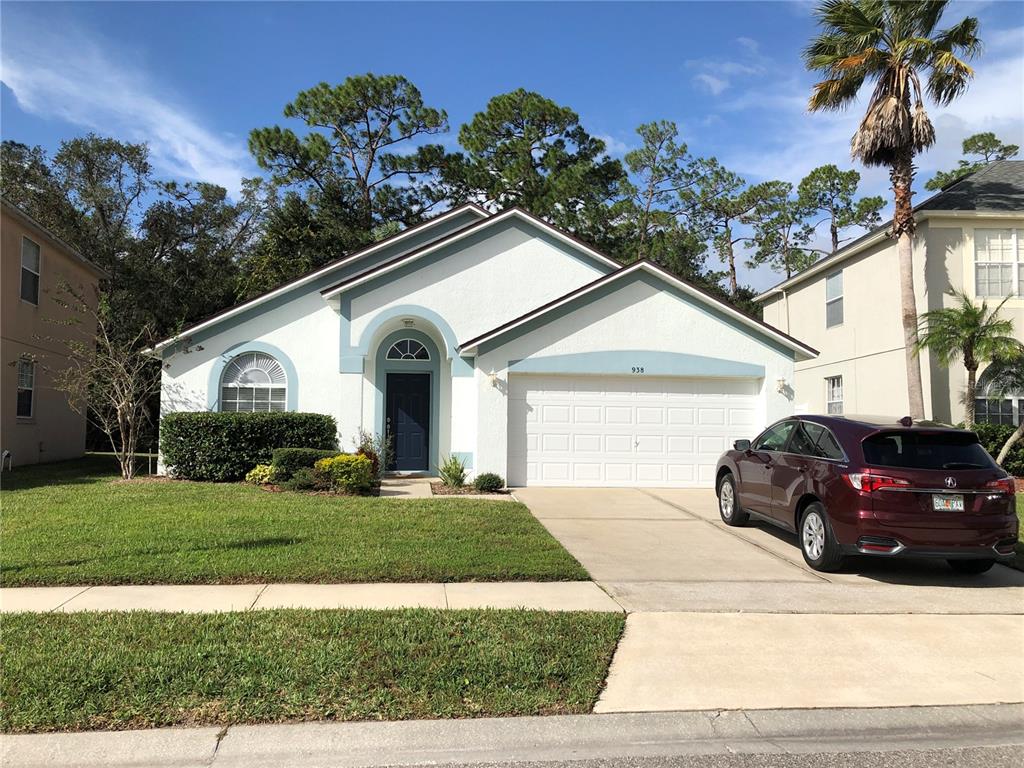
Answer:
xmin=374 ymin=328 xmax=441 ymax=471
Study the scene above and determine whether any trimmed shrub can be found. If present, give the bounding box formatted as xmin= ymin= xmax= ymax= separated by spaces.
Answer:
xmin=438 ymin=454 xmax=467 ymax=488
xmin=314 ymin=454 xmax=374 ymax=494
xmin=972 ymin=422 xmax=1024 ymax=477
xmin=245 ymin=464 xmax=274 ymax=485
xmin=282 ymin=467 xmax=322 ymax=492
xmin=473 ymin=472 xmax=505 ymax=493
xmin=271 ymin=447 xmax=342 ymax=481
xmin=160 ymin=412 xmax=338 ymax=482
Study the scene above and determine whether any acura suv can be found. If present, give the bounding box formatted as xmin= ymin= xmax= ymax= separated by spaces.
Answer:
xmin=715 ymin=415 xmax=1018 ymax=574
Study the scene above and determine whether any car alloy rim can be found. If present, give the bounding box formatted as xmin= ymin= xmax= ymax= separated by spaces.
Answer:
xmin=720 ymin=482 xmax=734 ymax=519
xmin=803 ymin=511 xmax=825 ymax=560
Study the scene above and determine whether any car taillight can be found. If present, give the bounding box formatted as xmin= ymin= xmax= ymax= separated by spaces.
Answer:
xmin=982 ymin=477 xmax=1016 ymax=496
xmin=844 ymin=471 xmax=911 ymax=493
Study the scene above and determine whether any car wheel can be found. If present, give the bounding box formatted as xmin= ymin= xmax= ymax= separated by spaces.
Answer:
xmin=947 ymin=559 xmax=995 ymax=575
xmin=799 ymin=503 xmax=844 ymax=572
xmin=717 ymin=473 xmax=749 ymax=526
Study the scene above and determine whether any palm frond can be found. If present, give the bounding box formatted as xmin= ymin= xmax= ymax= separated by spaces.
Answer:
xmin=809 ymin=74 xmax=866 ymax=111
xmin=906 ymin=0 xmax=950 ymax=38
xmin=927 ymin=50 xmax=976 ymax=105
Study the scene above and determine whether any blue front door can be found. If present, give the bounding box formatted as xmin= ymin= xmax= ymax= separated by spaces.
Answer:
xmin=386 ymin=373 xmax=430 ymax=471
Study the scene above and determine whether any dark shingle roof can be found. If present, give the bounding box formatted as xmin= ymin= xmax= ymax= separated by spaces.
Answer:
xmin=921 ymin=160 xmax=1024 ymax=212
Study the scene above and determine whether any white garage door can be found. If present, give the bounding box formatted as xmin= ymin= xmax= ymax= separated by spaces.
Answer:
xmin=508 ymin=375 xmax=761 ymax=488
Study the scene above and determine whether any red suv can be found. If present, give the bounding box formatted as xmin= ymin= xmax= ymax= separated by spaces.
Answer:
xmin=715 ymin=415 xmax=1018 ymax=574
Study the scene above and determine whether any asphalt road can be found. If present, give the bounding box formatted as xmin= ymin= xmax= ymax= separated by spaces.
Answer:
xmin=418 ymin=745 xmax=1024 ymax=768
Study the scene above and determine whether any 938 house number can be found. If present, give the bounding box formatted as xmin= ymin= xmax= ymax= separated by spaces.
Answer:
xmin=631 ymin=366 xmax=645 ymax=374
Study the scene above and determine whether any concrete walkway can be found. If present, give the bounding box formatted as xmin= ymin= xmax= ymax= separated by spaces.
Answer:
xmin=3 ymin=704 xmax=1021 ymax=768
xmin=0 ymin=581 xmax=622 ymax=614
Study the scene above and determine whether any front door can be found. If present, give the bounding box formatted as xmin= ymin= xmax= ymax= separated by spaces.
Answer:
xmin=386 ymin=373 xmax=430 ymax=471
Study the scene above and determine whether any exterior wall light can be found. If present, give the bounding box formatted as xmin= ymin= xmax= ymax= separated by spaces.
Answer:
xmin=776 ymin=377 xmax=788 ymax=394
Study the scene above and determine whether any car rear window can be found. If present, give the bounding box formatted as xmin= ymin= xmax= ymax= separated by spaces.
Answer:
xmin=862 ymin=431 xmax=995 ymax=470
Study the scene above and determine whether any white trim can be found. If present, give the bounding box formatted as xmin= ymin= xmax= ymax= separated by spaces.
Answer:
xmin=146 ymin=204 xmax=488 ymax=353
xmin=320 ymin=208 xmax=622 ymax=299
xmin=459 ymin=261 xmax=818 ymax=359
xmin=825 ymin=375 xmax=843 ymax=415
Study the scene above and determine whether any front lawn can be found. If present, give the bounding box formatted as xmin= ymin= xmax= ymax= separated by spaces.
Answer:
xmin=0 ymin=457 xmax=587 ymax=586
xmin=1 ymin=608 xmax=625 ymax=733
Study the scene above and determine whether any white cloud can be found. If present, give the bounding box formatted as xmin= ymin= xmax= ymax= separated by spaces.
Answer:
xmin=736 ymin=36 xmax=760 ymax=54
xmin=0 ymin=22 xmax=253 ymax=196
xmin=594 ymin=133 xmax=632 ymax=156
xmin=694 ymin=73 xmax=730 ymax=96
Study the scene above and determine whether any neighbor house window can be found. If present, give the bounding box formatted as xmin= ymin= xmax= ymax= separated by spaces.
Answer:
xmin=974 ymin=366 xmax=1023 ymax=425
xmin=386 ymin=339 xmax=429 ymax=360
xmin=219 ymin=352 xmax=287 ymax=412
xmin=825 ymin=270 xmax=843 ymax=327
xmin=825 ymin=375 xmax=843 ymax=415
xmin=16 ymin=358 xmax=35 ymax=418
xmin=20 ymin=237 xmax=40 ymax=304
xmin=974 ymin=228 xmax=1020 ymax=297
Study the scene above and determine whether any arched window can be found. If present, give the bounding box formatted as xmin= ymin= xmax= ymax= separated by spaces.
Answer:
xmin=220 ymin=352 xmax=287 ymax=412
xmin=386 ymin=339 xmax=429 ymax=360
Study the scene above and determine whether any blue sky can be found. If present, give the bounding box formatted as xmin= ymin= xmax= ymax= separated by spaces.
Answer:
xmin=2 ymin=1 xmax=1022 ymax=291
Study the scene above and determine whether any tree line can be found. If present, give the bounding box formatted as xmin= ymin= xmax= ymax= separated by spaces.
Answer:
xmin=1 ymin=74 xmax=908 ymax=345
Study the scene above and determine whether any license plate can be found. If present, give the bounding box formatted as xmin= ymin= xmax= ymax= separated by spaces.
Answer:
xmin=932 ymin=494 xmax=964 ymax=512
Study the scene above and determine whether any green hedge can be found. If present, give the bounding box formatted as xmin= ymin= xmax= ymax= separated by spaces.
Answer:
xmin=271 ymin=448 xmax=342 ymax=481
xmin=972 ymin=423 xmax=1024 ymax=477
xmin=314 ymin=454 xmax=374 ymax=494
xmin=161 ymin=412 xmax=338 ymax=482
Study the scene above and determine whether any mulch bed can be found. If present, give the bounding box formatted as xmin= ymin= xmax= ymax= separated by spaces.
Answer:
xmin=430 ymin=482 xmax=511 ymax=496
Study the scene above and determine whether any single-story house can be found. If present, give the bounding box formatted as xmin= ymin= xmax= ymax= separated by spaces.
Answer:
xmin=151 ymin=204 xmax=816 ymax=487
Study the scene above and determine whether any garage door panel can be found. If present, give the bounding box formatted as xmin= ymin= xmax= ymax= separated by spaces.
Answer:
xmin=508 ymin=375 xmax=762 ymax=488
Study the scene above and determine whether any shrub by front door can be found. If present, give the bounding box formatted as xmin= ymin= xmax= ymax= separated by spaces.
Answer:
xmin=386 ymin=373 xmax=430 ymax=471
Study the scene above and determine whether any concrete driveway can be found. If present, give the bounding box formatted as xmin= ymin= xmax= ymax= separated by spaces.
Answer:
xmin=517 ymin=487 xmax=1024 ymax=613
xmin=515 ymin=487 xmax=1024 ymax=713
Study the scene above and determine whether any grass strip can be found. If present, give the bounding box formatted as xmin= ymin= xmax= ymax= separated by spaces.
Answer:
xmin=1 ymin=608 xmax=624 ymax=733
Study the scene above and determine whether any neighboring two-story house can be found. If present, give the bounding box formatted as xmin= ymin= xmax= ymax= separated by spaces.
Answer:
xmin=1 ymin=198 xmax=106 ymax=466
xmin=756 ymin=160 xmax=1024 ymax=426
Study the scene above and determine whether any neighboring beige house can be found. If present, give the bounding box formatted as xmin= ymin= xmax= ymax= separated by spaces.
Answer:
xmin=756 ymin=160 xmax=1024 ymax=426
xmin=1 ymin=198 xmax=106 ymax=467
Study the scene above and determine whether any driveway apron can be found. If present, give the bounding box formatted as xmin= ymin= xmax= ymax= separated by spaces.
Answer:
xmin=515 ymin=486 xmax=1024 ymax=713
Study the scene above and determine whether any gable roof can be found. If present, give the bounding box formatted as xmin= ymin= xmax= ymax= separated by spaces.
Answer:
xmin=148 ymin=203 xmax=488 ymax=353
xmin=755 ymin=160 xmax=1024 ymax=301
xmin=319 ymin=207 xmax=621 ymax=298
xmin=458 ymin=259 xmax=818 ymax=359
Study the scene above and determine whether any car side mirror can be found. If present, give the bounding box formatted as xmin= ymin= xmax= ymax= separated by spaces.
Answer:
xmin=733 ymin=439 xmax=751 ymax=452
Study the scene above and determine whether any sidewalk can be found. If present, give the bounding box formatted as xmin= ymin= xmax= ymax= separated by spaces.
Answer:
xmin=3 ymin=704 xmax=1021 ymax=768
xmin=0 ymin=581 xmax=622 ymax=614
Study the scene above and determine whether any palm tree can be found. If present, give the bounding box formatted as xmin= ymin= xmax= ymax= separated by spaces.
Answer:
xmin=916 ymin=291 xmax=1021 ymax=428
xmin=804 ymin=0 xmax=982 ymax=420
xmin=978 ymin=355 xmax=1024 ymax=465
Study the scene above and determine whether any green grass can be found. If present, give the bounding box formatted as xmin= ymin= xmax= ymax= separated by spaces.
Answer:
xmin=0 ymin=457 xmax=587 ymax=586
xmin=0 ymin=608 xmax=625 ymax=733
